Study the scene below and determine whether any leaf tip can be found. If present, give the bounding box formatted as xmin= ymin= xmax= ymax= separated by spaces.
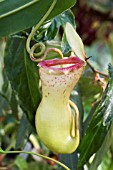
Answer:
xmin=0 ymin=148 xmax=4 ymax=153
xmin=65 ymin=22 xmax=86 ymax=61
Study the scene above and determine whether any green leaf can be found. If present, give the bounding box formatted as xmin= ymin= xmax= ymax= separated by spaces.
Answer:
xmin=109 ymin=161 xmax=113 ymax=170
xmin=0 ymin=147 xmax=4 ymax=153
xmin=78 ymin=64 xmax=113 ymax=167
xmin=85 ymin=41 xmax=112 ymax=73
xmin=0 ymin=0 xmax=76 ymax=37
xmin=60 ymin=10 xmax=75 ymax=54
xmin=16 ymin=114 xmax=33 ymax=150
xmin=78 ymin=65 xmax=103 ymax=120
xmin=89 ymin=122 xmax=113 ymax=170
xmin=13 ymin=156 xmax=28 ymax=170
xmin=79 ymin=66 xmax=102 ymax=98
xmin=45 ymin=19 xmax=58 ymax=40
xmin=70 ymin=85 xmax=84 ymax=125
xmin=34 ymin=19 xmax=58 ymax=41
xmin=59 ymin=151 xmax=78 ymax=170
xmin=35 ymin=9 xmax=76 ymax=42
xmin=9 ymin=90 xmax=18 ymax=116
xmin=55 ymin=9 xmax=75 ymax=28
xmin=4 ymin=36 xmax=40 ymax=125
xmin=61 ymin=33 xmax=71 ymax=54
xmin=0 ymin=39 xmax=5 ymax=90
xmin=0 ymin=92 xmax=10 ymax=116
xmin=28 ymin=161 xmax=51 ymax=170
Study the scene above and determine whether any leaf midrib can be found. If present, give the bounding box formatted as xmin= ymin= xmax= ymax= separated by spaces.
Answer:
xmin=0 ymin=0 xmax=40 ymax=19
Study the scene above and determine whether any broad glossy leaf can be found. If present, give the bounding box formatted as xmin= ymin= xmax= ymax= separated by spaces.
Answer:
xmin=0 ymin=93 xmax=10 ymax=116
xmin=59 ymin=10 xmax=75 ymax=54
xmin=55 ymin=9 xmax=75 ymax=28
xmin=45 ymin=19 xmax=58 ymax=40
xmin=78 ymin=64 xmax=113 ymax=167
xmin=0 ymin=0 xmax=76 ymax=37
xmin=89 ymin=122 xmax=113 ymax=170
xmin=16 ymin=114 xmax=33 ymax=149
xmin=4 ymin=36 xmax=40 ymax=125
xmin=35 ymin=10 xmax=75 ymax=42
xmin=34 ymin=19 xmax=58 ymax=41
xmin=10 ymin=90 xmax=18 ymax=116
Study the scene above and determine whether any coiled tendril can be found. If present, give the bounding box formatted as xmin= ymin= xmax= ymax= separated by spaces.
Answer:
xmin=26 ymin=0 xmax=57 ymax=62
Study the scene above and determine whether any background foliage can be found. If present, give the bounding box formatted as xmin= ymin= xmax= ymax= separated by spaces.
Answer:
xmin=0 ymin=0 xmax=113 ymax=170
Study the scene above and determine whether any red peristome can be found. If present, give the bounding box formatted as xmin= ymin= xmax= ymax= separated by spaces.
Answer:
xmin=38 ymin=56 xmax=85 ymax=73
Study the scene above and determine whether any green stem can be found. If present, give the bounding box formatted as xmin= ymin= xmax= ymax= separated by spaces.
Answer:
xmin=1 ymin=150 xmax=70 ymax=170
xmin=26 ymin=0 xmax=57 ymax=58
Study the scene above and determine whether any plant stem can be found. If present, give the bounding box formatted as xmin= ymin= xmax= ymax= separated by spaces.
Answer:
xmin=1 ymin=150 xmax=70 ymax=170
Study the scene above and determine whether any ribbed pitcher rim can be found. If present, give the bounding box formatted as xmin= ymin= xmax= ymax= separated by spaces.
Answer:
xmin=38 ymin=56 xmax=85 ymax=74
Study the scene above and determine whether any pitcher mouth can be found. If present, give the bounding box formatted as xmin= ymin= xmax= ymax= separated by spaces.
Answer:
xmin=38 ymin=56 xmax=86 ymax=74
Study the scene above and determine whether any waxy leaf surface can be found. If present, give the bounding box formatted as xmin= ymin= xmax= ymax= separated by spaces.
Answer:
xmin=0 ymin=0 xmax=76 ymax=37
xmin=4 ymin=36 xmax=40 ymax=125
xmin=78 ymin=64 xmax=113 ymax=167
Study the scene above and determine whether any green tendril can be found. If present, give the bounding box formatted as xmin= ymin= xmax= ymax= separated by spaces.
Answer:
xmin=30 ymin=42 xmax=46 ymax=62
xmin=0 ymin=148 xmax=70 ymax=170
xmin=26 ymin=0 xmax=57 ymax=62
